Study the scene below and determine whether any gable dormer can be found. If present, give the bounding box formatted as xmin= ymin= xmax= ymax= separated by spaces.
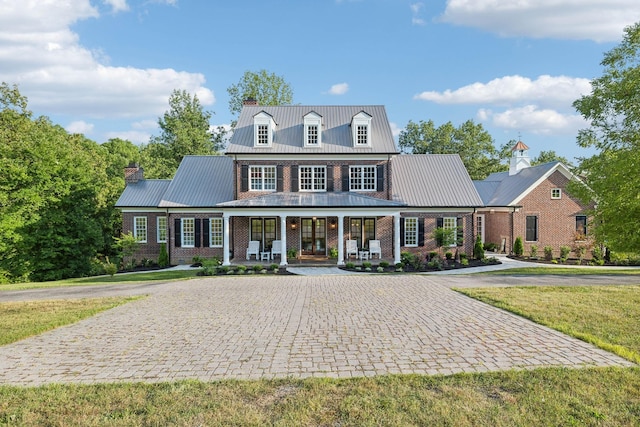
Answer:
xmin=351 ymin=111 xmax=372 ymax=148
xmin=253 ymin=111 xmax=276 ymax=147
xmin=303 ymin=111 xmax=322 ymax=148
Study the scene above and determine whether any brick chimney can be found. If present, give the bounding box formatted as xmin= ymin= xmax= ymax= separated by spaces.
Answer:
xmin=243 ymin=97 xmax=258 ymax=106
xmin=124 ymin=162 xmax=144 ymax=184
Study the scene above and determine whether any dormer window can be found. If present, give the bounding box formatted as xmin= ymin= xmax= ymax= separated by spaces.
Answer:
xmin=253 ymin=111 xmax=275 ymax=147
xmin=304 ymin=111 xmax=322 ymax=147
xmin=351 ymin=111 xmax=372 ymax=147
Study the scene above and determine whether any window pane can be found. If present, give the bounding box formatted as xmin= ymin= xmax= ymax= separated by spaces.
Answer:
xmin=364 ymin=218 xmax=376 ymax=248
xmin=157 ymin=216 xmax=167 ymax=243
xmin=405 ymin=217 xmax=417 ymax=247
xmin=314 ymin=167 xmax=325 ymax=191
xmin=350 ymin=218 xmax=362 ymax=249
xmin=264 ymin=218 xmax=276 ymax=249
xmin=576 ymin=215 xmax=587 ymax=236
xmin=182 ymin=218 xmax=195 ymax=247
xmin=250 ymin=218 xmax=262 ymax=243
xmin=307 ymin=124 xmax=318 ymax=145
xmin=350 ymin=167 xmax=362 ymax=190
xmin=526 ymin=216 xmax=538 ymax=241
xmin=134 ymin=217 xmax=147 ymax=243
xmin=264 ymin=166 xmax=276 ymax=190
xmin=356 ymin=125 xmax=368 ymax=145
xmin=363 ymin=166 xmax=376 ymax=190
xmin=250 ymin=166 xmax=263 ymax=190
xmin=257 ymin=124 xmax=269 ymax=145
xmin=299 ymin=166 xmax=325 ymax=191
xmin=210 ymin=218 xmax=223 ymax=247
xmin=443 ymin=217 xmax=457 ymax=246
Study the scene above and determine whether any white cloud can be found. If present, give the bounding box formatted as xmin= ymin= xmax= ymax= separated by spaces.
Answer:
xmin=389 ymin=122 xmax=401 ymax=138
xmin=66 ymin=120 xmax=94 ymax=134
xmin=105 ymin=130 xmax=152 ymax=145
xmin=104 ymin=0 xmax=129 ymax=13
xmin=480 ymin=105 xmax=588 ymax=135
xmin=410 ymin=2 xmax=426 ymax=26
xmin=414 ymin=75 xmax=591 ymax=109
xmin=329 ymin=83 xmax=349 ymax=95
xmin=441 ymin=0 xmax=640 ymax=42
xmin=0 ymin=0 xmax=214 ymax=119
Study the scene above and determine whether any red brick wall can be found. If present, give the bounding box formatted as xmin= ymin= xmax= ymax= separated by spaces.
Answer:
xmin=168 ymin=213 xmax=225 ymax=265
xmin=399 ymin=212 xmax=474 ymax=258
xmin=483 ymin=211 xmax=512 ymax=253
xmin=121 ymin=212 xmax=166 ymax=263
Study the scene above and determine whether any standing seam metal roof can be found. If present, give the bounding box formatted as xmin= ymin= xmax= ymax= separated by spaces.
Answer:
xmin=115 ymin=179 xmax=171 ymax=207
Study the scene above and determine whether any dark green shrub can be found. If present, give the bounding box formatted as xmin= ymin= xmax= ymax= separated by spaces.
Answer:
xmin=483 ymin=242 xmax=498 ymax=252
xmin=362 ymin=261 xmax=372 ymax=269
xmin=427 ymin=251 xmax=438 ymax=261
xmin=217 ymin=265 xmax=230 ymax=274
xmin=345 ymin=262 xmax=355 ymax=269
xmin=445 ymin=251 xmax=453 ymax=260
xmin=513 ymin=237 xmax=524 ymax=257
xmin=459 ymin=253 xmax=468 ymax=260
xmin=473 ymin=235 xmax=484 ymax=260
xmin=158 ymin=243 xmax=169 ymax=267
xmin=427 ymin=258 xmax=443 ymax=270
xmin=379 ymin=261 xmax=390 ymax=268
xmin=253 ymin=264 xmax=263 ymax=272
xmin=192 ymin=256 xmax=205 ymax=265
xmin=544 ymin=246 xmax=554 ymax=261
xmin=269 ymin=263 xmax=279 ymax=271
xmin=236 ymin=265 xmax=247 ymax=273
xmin=400 ymin=251 xmax=414 ymax=266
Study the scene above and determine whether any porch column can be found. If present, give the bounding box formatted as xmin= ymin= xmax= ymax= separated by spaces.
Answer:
xmin=337 ymin=214 xmax=345 ymax=266
xmin=280 ymin=215 xmax=287 ymax=266
xmin=222 ymin=214 xmax=231 ymax=266
xmin=393 ymin=213 xmax=401 ymax=265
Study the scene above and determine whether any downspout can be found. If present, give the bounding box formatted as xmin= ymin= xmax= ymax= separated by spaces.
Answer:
xmin=510 ymin=207 xmax=515 ymax=255
xmin=386 ymin=154 xmax=391 ymax=200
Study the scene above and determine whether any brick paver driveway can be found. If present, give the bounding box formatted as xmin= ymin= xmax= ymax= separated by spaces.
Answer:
xmin=0 ymin=275 xmax=634 ymax=385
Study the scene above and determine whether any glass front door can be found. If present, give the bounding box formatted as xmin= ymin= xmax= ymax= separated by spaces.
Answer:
xmin=301 ymin=218 xmax=326 ymax=255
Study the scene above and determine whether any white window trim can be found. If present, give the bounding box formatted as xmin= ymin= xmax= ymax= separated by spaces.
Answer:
xmin=133 ymin=216 xmax=147 ymax=243
xmin=476 ymin=214 xmax=485 ymax=244
xmin=551 ymin=188 xmax=562 ymax=199
xmin=210 ymin=217 xmax=223 ymax=248
xmin=157 ymin=216 xmax=167 ymax=243
xmin=404 ymin=217 xmax=418 ymax=247
xmin=181 ymin=218 xmax=195 ymax=248
xmin=349 ymin=165 xmax=377 ymax=192
xmin=249 ymin=165 xmax=277 ymax=191
xmin=253 ymin=112 xmax=275 ymax=147
xmin=443 ymin=217 xmax=457 ymax=247
xmin=299 ymin=165 xmax=327 ymax=192
xmin=304 ymin=112 xmax=322 ymax=147
xmin=351 ymin=111 xmax=372 ymax=147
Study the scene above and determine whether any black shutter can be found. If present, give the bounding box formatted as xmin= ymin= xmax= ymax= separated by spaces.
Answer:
xmin=341 ymin=165 xmax=349 ymax=191
xmin=195 ymin=219 xmax=202 ymax=248
xmin=241 ymin=165 xmax=249 ymax=192
xmin=203 ymin=218 xmax=210 ymax=247
xmin=418 ymin=218 xmax=425 ymax=247
xmin=174 ymin=218 xmax=181 ymax=247
xmin=276 ymin=165 xmax=283 ymax=192
xmin=291 ymin=165 xmax=298 ymax=192
xmin=457 ymin=217 xmax=463 ymax=246
xmin=326 ymin=166 xmax=334 ymax=192
xmin=400 ymin=218 xmax=405 ymax=246
xmin=376 ymin=164 xmax=384 ymax=191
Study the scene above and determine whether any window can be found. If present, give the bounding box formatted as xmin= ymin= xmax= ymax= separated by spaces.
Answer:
xmin=249 ymin=166 xmax=276 ymax=191
xmin=443 ymin=217 xmax=457 ymax=247
xmin=404 ymin=217 xmax=418 ymax=247
xmin=256 ymin=124 xmax=269 ymax=145
xmin=304 ymin=111 xmax=322 ymax=147
xmin=182 ymin=218 xmax=195 ymax=247
xmin=576 ymin=215 xmax=587 ymax=237
xmin=210 ymin=218 xmax=223 ymax=247
xmin=526 ymin=216 xmax=538 ymax=242
xmin=349 ymin=166 xmax=376 ymax=191
xmin=133 ymin=216 xmax=147 ymax=243
xmin=551 ymin=188 xmax=562 ymax=199
xmin=157 ymin=216 xmax=167 ymax=243
xmin=356 ymin=125 xmax=368 ymax=145
xmin=351 ymin=111 xmax=372 ymax=147
xmin=299 ymin=166 xmax=326 ymax=191
xmin=250 ymin=218 xmax=277 ymax=250
xmin=476 ymin=214 xmax=484 ymax=244
xmin=349 ymin=218 xmax=376 ymax=249
xmin=253 ymin=111 xmax=275 ymax=147
xmin=307 ymin=124 xmax=319 ymax=145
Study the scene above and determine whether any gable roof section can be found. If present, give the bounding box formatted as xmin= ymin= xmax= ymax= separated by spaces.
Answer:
xmin=391 ymin=154 xmax=484 ymax=207
xmin=115 ymin=179 xmax=171 ymax=208
xmin=226 ymin=105 xmax=398 ymax=154
xmin=217 ymin=192 xmax=405 ymax=208
xmin=159 ymin=156 xmax=234 ymax=207
xmin=475 ymin=161 xmax=573 ymax=206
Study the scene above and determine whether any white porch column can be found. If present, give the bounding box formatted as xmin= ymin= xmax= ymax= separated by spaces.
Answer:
xmin=337 ymin=214 xmax=345 ymax=266
xmin=222 ymin=214 xmax=231 ymax=266
xmin=394 ymin=214 xmax=401 ymax=265
xmin=280 ymin=216 xmax=288 ymax=266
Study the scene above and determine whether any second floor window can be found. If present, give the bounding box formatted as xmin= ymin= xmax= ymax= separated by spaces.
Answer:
xmin=350 ymin=166 xmax=376 ymax=191
xmin=249 ymin=166 xmax=276 ymax=191
xmin=299 ymin=166 xmax=326 ymax=191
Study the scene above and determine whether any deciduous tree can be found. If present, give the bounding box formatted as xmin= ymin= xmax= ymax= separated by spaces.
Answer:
xmin=227 ymin=70 xmax=293 ymax=119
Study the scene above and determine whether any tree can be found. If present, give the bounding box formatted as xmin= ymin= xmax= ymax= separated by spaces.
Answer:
xmin=572 ymin=22 xmax=640 ymax=253
xmin=531 ymin=150 xmax=571 ymax=166
xmin=227 ymin=69 xmax=293 ymax=118
xmin=398 ymin=119 xmax=503 ymax=180
xmin=141 ymin=89 xmax=224 ymax=179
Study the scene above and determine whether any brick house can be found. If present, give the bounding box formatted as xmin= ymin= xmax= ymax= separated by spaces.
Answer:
xmin=116 ymin=104 xmax=484 ymax=266
xmin=473 ymin=141 xmax=591 ymax=258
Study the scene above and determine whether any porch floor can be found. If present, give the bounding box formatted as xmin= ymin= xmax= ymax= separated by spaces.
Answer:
xmin=232 ymin=255 xmax=392 ymax=267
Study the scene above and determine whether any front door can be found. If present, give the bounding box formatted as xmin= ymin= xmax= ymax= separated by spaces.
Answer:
xmin=301 ymin=218 xmax=326 ymax=255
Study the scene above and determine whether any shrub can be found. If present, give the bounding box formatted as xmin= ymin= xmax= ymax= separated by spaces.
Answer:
xmin=427 ymin=258 xmax=443 ymax=270
xmin=103 ymin=259 xmax=117 ymax=277
xmin=483 ymin=242 xmax=498 ymax=252
xmin=329 ymin=247 xmax=338 ymax=258
xmin=158 ymin=243 xmax=169 ymax=267
xmin=379 ymin=261 xmax=390 ymax=268
xmin=445 ymin=251 xmax=453 ymax=260
xmin=362 ymin=261 xmax=372 ymax=269
xmin=459 ymin=253 xmax=468 ymax=261
xmin=377 ymin=266 xmax=384 ymax=273
xmin=236 ymin=265 xmax=247 ymax=273
xmin=269 ymin=263 xmax=279 ymax=271
xmin=513 ymin=237 xmax=524 ymax=257
xmin=544 ymin=246 xmax=554 ymax=261
xmin=345 ymin=262 xmax=355 ymax=269
xmin=287 ymin=248 xmax=297 ymax=259
xmin=253 ymin=264 xmax=263 ymax=272
xmin=592 ymin=246 xmax=604 ymax=262
xmin=427 ymin=251 xmax=438 ymax=261
xmin=473 ymin=235 xmax=484 ymax=260
xmin=560 ymin=246 xmax=571 ymax=262
xmin=364 ymin=267 xmax=372 ymax=272
xmin=529 ymin=245 xmax=538 ymax=259
xmin=395 ymin=262 xmax=404 ymax=272
xmin=400 ymin=251 xmax=414 ymax=266
xmin=461 ymin=258 xmax=469 ymax=266
xmin=192 ymin=256 xmax=205 ymax=266
xmin=217 ymin=265 xmax=230 ymax=274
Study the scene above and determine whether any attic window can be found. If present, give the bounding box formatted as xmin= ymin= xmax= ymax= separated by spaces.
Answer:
xmin=551 ymin=188 xmax=562 ymax=199
xmin=253 ymin=111 xmax=275 ymax=147
xmin=351 ymin=111 xmax=372 ymax=147
xmin=304 ymin=112 xmax=322 ymax=147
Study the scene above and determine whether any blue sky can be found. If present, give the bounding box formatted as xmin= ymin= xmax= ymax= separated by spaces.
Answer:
xmin=2 ymin=1 xmax=639 ymax=162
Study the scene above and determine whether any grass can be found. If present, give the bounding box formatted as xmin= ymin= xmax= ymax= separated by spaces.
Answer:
xmin=457 ymin=285 xmax=640 ymax=364
xmin=0 ymin=297 xmax=141 ymax=346
xmin=476 ymin=266 xmax=640 ymax=275
xmin=0 ymin=368 xmax=639 ymax=426
xmin=0 ymin=270 xmax=199 ymax=291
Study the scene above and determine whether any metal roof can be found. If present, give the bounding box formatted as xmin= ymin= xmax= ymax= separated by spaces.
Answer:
xmin=390 ymin=154 xmax=484 ymax=207
xmin=115 ymin=179 xmax=171 ymax=208
xmin=159 ymin=156 xmax=234 ymax=207
xmin=217 ymin=192 xmax=405 ymax=208
xmin=474 ymin=161 xmax=561 ymax=206
xmin=226 ymin=105 xmax=398 ymax=154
